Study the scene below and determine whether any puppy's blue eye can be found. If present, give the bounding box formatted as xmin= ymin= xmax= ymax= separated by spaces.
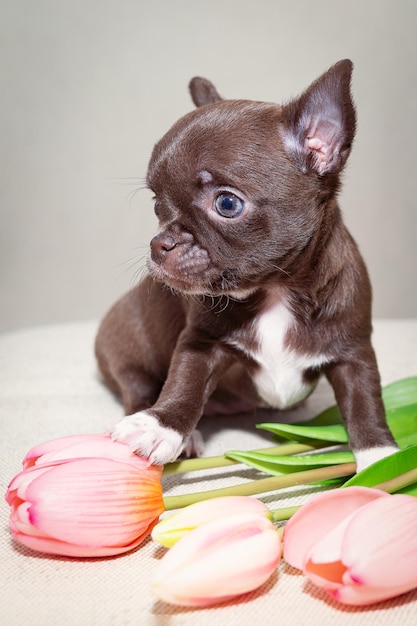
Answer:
xmin=214 ymin=193 xmax=244 ymax=218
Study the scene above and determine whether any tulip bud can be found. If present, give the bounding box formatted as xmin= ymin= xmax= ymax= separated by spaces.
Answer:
xmin=152 ymin=496 xmax=271 ymax=547
xmin=284 ymin=486 xmax=417 ymax=605
xmin=152 ymin=513 xmax=281 ymax=606
xmin=5 ymin=434 xmax=164 ymax=557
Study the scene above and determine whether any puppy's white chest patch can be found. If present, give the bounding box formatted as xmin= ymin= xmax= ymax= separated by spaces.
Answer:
xmin=250 ymin=300 xmax=327 ymax=409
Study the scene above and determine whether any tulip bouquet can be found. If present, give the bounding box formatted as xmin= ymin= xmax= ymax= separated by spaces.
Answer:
xmin=5 ymin=377 xmax=417 ymax=609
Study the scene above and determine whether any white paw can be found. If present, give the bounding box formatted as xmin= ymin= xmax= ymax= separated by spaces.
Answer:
xmin=354 ymin=445 xmax=399 ymax=473
xmin=110 ymin=411 xmax=186 ymax=465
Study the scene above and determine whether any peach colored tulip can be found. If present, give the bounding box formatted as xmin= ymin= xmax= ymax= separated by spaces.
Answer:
xmin=152 ymin=496 xmax=270 ymax=547
xmin=284 ymin=486 xmax=417 ymax=605
xmin=152 ymin=513 xmax=281 ymax=606
xmin=5 ymin=434 xmax=164 ymax=557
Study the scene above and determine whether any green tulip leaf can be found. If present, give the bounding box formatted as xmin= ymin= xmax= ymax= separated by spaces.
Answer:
xmin=386 ymin=404 xmax=417 ymax=447
xmin=257 ymin=422 xmax=348 ymax=443
xmin=252 ymin=450 xmax=354 ymax=466
xmin=225 ymin=449 xmax=354 ymax=476
xmin=382 ymin=377 xmax=417 ymax=411
xmin=258 ymin=402 xmax=417 ymax=447
xmin=224 ymin=451 xmax=301 ymax=476
xmin=343 ymin=445 xmax=417 ymax=496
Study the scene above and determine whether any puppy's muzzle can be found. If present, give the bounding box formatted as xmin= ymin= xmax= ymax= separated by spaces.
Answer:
xmin=149 ymin=231 xmax=210 ymax=284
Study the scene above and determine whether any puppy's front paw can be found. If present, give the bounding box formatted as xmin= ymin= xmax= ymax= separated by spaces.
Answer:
xmin=110 ymin=411 xmax=186 ymax=465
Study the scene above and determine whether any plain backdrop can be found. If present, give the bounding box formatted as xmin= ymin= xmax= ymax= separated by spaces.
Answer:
xmin=1 ymin=0 xmax=417 ymax=332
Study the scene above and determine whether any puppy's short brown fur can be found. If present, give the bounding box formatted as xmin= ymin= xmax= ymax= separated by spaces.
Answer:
xmin=95 ymin=60 xmax=397 ymax=471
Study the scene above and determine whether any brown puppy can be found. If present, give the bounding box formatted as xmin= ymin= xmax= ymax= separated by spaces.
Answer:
xmin=95 ymin=60 xmax=398 ymax=471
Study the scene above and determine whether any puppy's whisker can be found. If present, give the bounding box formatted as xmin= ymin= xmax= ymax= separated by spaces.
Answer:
xmin=119 ymin=254 xmax=148 ymax=272
xmin=205 ymin=294 xmax=231 ymax=314
xmin=131 ymin=264 xmax=149 ymax=287
xmin=117 ymin=250 xmax=148 ymax=267
xmin=206 ymin=294 xmax=220 ymax=312
xmin=112 ymin=248 xmax=150 ymax=285
xmin=215 ymin=295 xmax=231 ymax=314
xmin=125 ymin=186 xmax=151 ymax=206
xmin=128 ymin=263 xmax=147 ymax=282
xmin=107 ymin=176 xmax=146 ymax=181
xmin=107 ymin=176 xmax=148 ymax=186
xmin=106 ymin=177 xmax=150 ymax=202
xmin=271 ymin=264 xmax=291 ymax=278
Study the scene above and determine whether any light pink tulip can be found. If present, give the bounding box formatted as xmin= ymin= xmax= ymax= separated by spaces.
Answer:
xmin=5 ymin=434 xmax=164 ymax=557
xmin=284 ymin=486 xmax=417 ymax=605
xmin=152 ymin=495 xmax=270 ymax=547
xmin=152 ymin=513 xmax=281 ymax=606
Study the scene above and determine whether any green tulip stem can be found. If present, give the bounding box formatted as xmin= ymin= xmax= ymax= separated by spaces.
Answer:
xmin=270 ymin=506 xmax=301 ymax=522
xmin=375 ymin=466 xmax=417 ymax=494
xmin=162 ymin=443 xmax=319 ymax=476
xmin=162 ymin=462 xmax=356 ymax=510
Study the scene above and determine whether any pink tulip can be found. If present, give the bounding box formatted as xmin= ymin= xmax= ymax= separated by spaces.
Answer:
xmin=152 ymin=513 xmax=281 ymax=606
xmin=5 ymin=434 xmax=164 ymax=557
xmin=152 ymin=496 xmax=270 ymax=547
xmin=284 ymin=486 xmax=417 ymax=605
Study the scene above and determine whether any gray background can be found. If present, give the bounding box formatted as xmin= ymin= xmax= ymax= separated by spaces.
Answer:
xmin=2 ymin=0 xmax=416 ymax=332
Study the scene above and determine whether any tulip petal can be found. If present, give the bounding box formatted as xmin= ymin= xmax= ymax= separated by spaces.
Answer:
xmin=6 ymin=465 xmax=53 ymax=505
xmin=331 ymin=581 xmax=417 ymax=606
xmin=10 ymin=523 xmax=157 ymax=557
xmin=340 ymin=494 xmax=417 ymax=589
xmin=283 ymin=487 xmax=389 ymax=570
xmin=302 ymin=512 xmax=360 ymax=591
xmin=152 ymin=496 xmax=269 ymax=547
xmin=152 ymin=513 xmax=281 ymax=606
xmin=23 ymin=433 xmax=149 ymax=470
xmin=23 ymin=435 xmax=98 ymax=467
xmin=305 ymin=511 xmax=356 ymax=568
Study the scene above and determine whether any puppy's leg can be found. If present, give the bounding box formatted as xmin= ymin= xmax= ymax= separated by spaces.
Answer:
xmin=325 ymin=343 xmax=398 ymax=472
xmin=96 ymin=280 xmax=208 ymax=461
xmin=111 ymin=330 xmax=233 ymax=464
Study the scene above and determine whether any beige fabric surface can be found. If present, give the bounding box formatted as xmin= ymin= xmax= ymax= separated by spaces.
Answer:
xmin=1 ymin=319 xmax=417 ymax=626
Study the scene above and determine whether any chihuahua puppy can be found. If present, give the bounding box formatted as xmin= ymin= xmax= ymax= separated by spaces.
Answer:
xmin=95 ymin=60 xmax=398 ymax=472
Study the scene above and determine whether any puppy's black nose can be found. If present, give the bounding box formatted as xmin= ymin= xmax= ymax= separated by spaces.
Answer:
xmin=150 ymin=233 xmax=177 ymax=264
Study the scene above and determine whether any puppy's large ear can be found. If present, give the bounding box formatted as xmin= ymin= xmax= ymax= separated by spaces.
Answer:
xmin=189 ymin=77 xmax=223 ymax=107
xmin=281 ymin=60 xmax=356 ymax=175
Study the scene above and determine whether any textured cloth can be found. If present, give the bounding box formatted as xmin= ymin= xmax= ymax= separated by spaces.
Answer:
xmin=1 ymin=319 xmax=417 ymax=626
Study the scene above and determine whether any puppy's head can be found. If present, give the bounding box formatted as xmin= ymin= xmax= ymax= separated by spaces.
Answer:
xmin=146 ymin=60 xmax=356 ymax=296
